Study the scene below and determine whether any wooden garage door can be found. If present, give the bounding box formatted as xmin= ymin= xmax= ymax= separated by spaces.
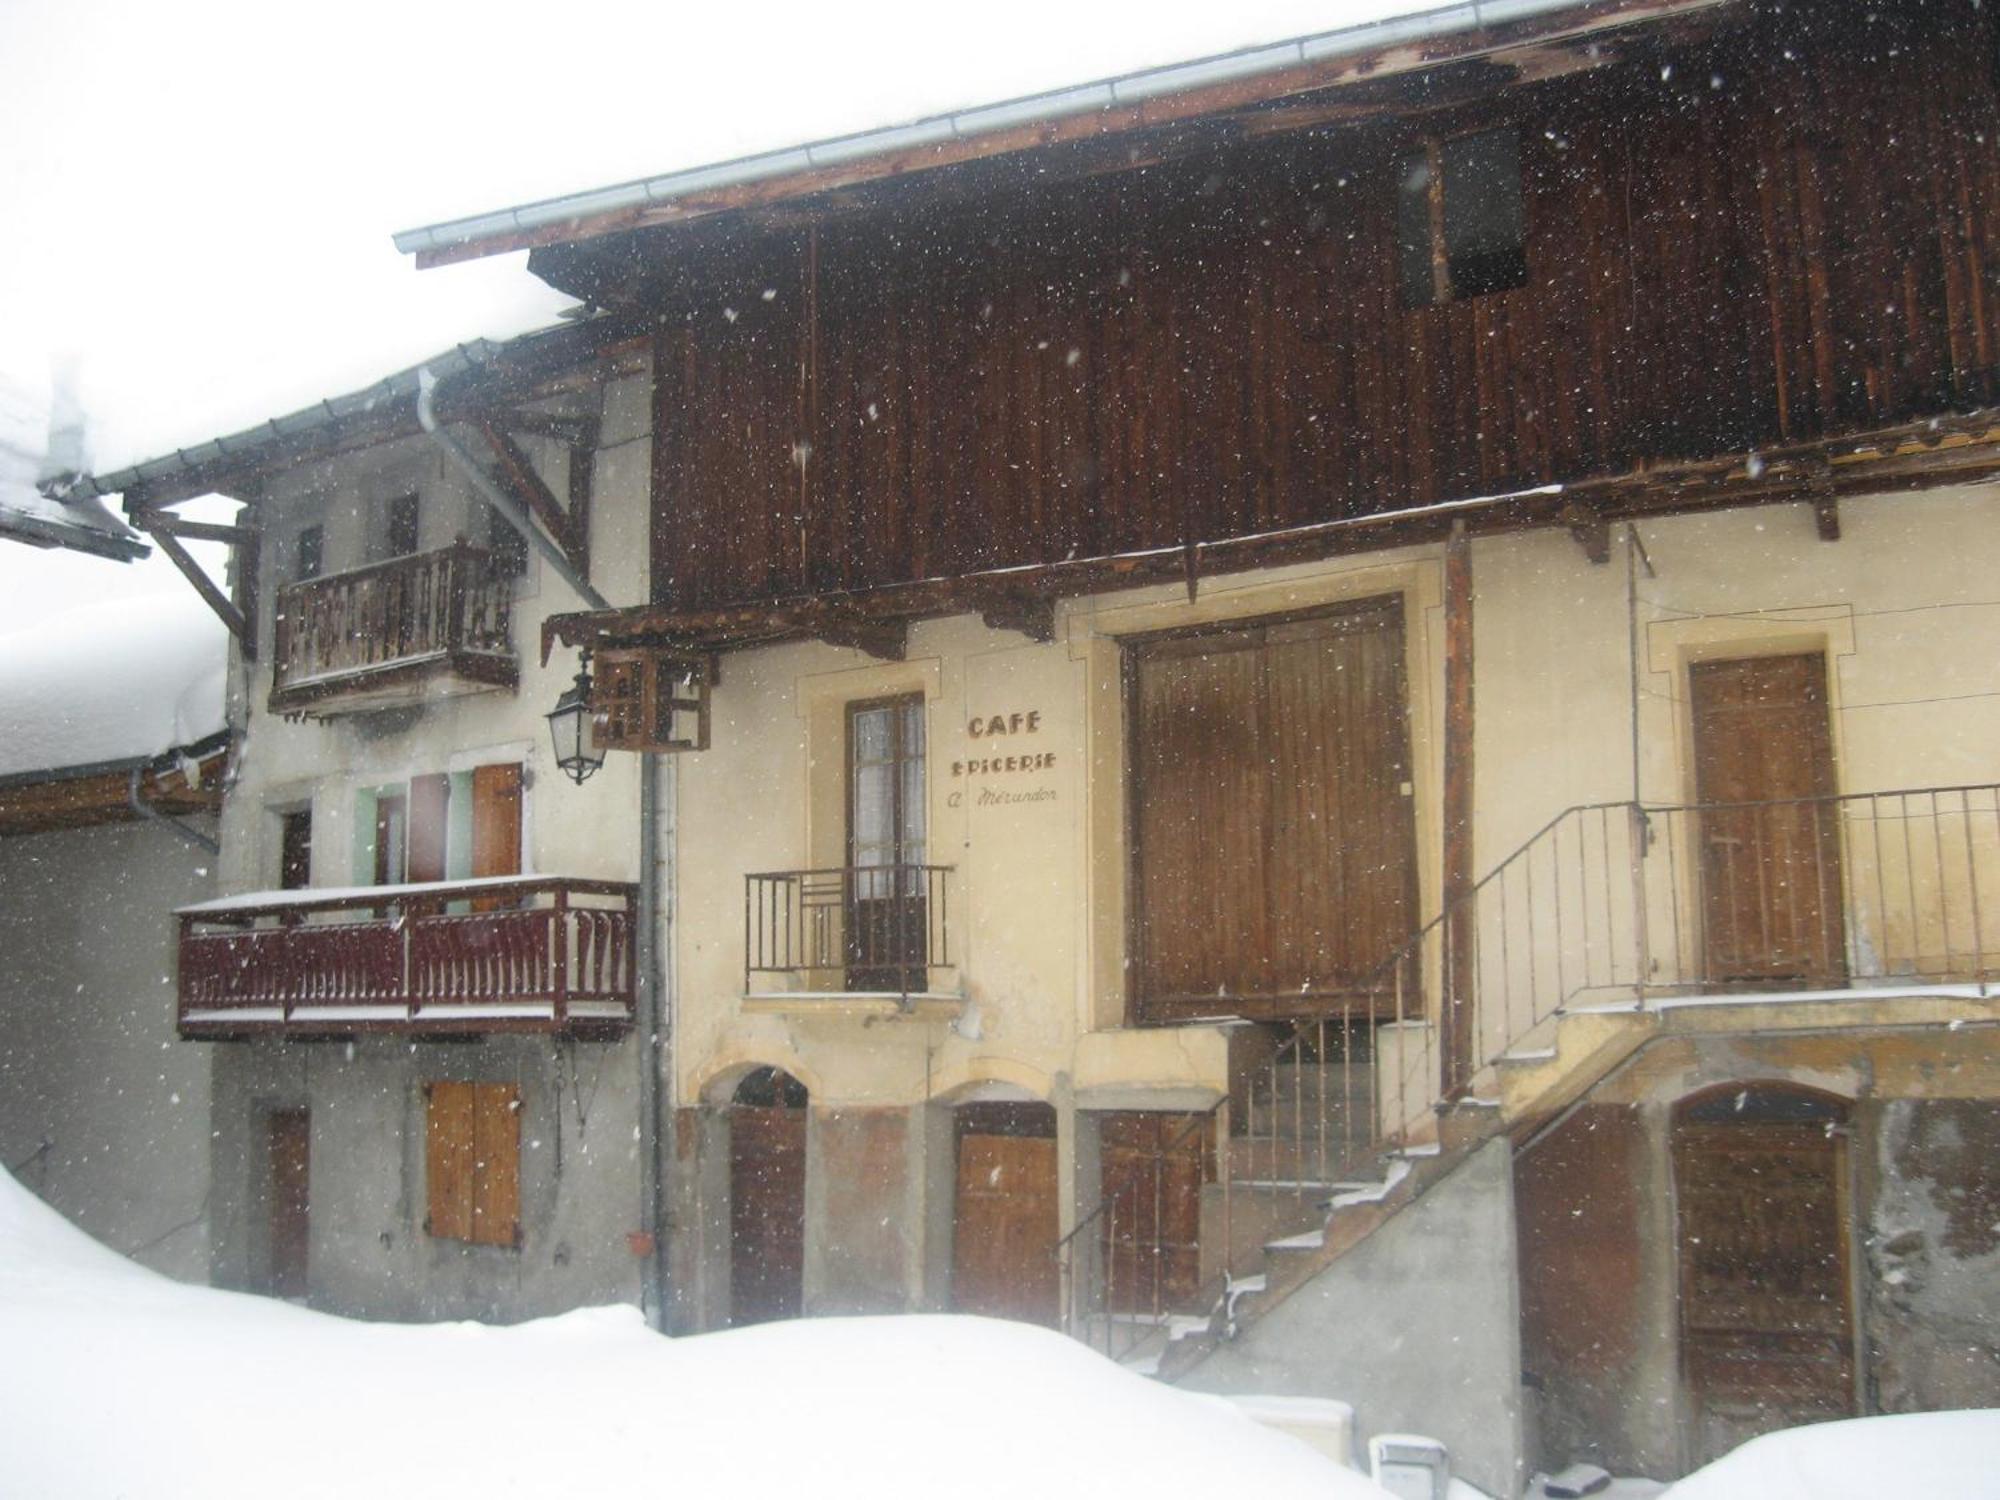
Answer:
xmin=952 ymin=1103 xmax=1059 ymax=1325
xmin=1128 ymin=598 xmax=1416 ymax=1021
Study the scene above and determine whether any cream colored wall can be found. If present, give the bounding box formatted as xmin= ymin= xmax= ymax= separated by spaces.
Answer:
xmin=674 ymin=485 xmax=2000 ymax=1121
xmin=218 ymin=373 xmax=654 ymax=900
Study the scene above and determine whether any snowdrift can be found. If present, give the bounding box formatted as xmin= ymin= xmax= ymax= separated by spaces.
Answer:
xmin=1661 ymin=1410 xmax=2000 ymax=1500
xmin=0 ymin=1168 xmax=1383 ymax=1499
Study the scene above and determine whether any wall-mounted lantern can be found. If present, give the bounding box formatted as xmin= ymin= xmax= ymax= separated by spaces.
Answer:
xmin=546 ymin=652 xmax=606 ymax=785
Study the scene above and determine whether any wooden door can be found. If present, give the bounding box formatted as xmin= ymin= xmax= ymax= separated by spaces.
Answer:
xmin=1097 ymin=1111 xmax=1210 ymax=1313
xmin=1691 ymin=655 xmax=1845 ymax=982
xmin=266 ymin=1108 xmax=310 ymax=1300
xmin=729 ymin=1071 xmax=807 ymax=1326
xmin=1129 ymin=598 xmax=1416 ymax=1020
xmin=1674 ymin=1089 xmax=1855 ymax=1467
xmin=407 ymin=773 xmax=450 ymax=886
xmin=952 ymin=1103 xmax=1059 ymax=1325
xmin=470 ymin=763 xmax=523 ymax=912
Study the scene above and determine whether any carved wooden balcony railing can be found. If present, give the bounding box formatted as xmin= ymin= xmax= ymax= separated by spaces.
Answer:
xmin=176 ymin=876 xmax=636 ymax=1037
xmin=269 ymin=542 xmax=517 ymax=717
xmin=745 ymin=864 xmax=955 ymax=1001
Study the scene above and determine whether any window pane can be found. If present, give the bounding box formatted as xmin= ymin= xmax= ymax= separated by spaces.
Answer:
xmin=1396 ymin=149 xmax=1437 ymax=309
xmin=1441 ymin=128 xmax=1525 ymax=298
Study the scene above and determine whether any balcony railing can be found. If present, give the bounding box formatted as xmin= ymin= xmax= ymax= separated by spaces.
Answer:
xmin=269 ymin=542 xmax=516 ymax=716
xmin=745 ymin=864 xmax=955 ymax=999
xmin=177 ymin=876 xmax=636 ymax=1037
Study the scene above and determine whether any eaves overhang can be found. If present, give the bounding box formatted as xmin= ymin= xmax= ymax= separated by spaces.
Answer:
xmin=392 ymin=0 xmax=1733 ymax=268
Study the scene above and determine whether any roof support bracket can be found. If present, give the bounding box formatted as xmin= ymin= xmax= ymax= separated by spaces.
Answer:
xmin=1562 ymin=502 xmax=1611 ymax=565
xmin=134 ymin=510 xmax=256 ymax=661
xmin=475 ymin=418 xmax=590 ymax=578
xmin=972 ymin=587 xmax=1056 ymax=644
xmin=807 ymin=607 xmax=905 ymax=662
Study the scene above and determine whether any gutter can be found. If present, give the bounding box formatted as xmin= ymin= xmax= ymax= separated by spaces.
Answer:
xmin=392 ymin=0 xmax=1726 ymax=261
xmin=414 ymin=368 xmax=611 ymax=613
xmin=127 ymin=764 xmax=220 ymax=855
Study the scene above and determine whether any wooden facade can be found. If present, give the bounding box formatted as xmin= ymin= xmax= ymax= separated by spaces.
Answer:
xmin=582 ymin=4 xmax=2000 ymax=619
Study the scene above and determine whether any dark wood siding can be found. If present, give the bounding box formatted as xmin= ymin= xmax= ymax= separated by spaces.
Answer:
xmin=646 ymin=9 xmax=2000 ymax=612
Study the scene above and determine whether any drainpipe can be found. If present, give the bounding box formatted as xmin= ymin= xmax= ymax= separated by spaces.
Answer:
xmin=414 ymin=368 xmax=611 ymax=613
xmin=128 ymin=764 xmax=220 ymax=854
xmin=635 ymin=749 xmax=671 ymax=1329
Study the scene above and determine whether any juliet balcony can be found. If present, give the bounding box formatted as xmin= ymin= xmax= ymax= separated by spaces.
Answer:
xmin=268 ymin=542 xmax=517 ymax=718
xmin=176 ymin=876 xmax=636 ymax=1039
xmin=743 ymin=864 xmax=961 ymax=1017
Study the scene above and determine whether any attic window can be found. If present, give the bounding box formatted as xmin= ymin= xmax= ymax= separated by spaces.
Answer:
xmin=1397 ymin=127 xmax=1527 ymax=308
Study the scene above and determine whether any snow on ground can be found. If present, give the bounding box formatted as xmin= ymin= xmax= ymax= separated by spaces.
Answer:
xmin=1659 ymin=1410 xmax=2000 ymax=1500
xmin=0 ymin=591 xmax=226 ymax=778
xmin=0 ymin=1168 xmax=1388 ymax=1499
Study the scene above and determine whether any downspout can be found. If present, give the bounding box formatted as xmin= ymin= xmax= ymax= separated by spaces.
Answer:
xmin=635 ymin=749 xmax=670 ymax=1329
xmin=415 ymin=367 xmax=611 ymax=613
xmin=128 ymin=764 xmax=220 ymax=854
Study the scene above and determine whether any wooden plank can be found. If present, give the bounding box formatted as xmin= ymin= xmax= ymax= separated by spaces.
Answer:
xmin=476 ymin=420 xmax=585 ymax=574
xmin=145 ymin=523 xmax=254 ymax=660
xmin=471 ymin=1083 xmax=522 ymax=1249
xmin=1441 ymin=520 xmax=1476 ymax=1094
xmin=470 ymin=764 xmax=523 ymax=915
xmin=425 ymin=1081 xmax=475 ymax=1242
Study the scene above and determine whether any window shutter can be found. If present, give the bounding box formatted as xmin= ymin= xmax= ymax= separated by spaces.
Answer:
xmin=590 ymin=649 xmax=713 ymax=753
xmin=470 ymin=1083 xmax=522 ymax=1249
xmin=425 ymin=1081 xmax=475 ymax=1242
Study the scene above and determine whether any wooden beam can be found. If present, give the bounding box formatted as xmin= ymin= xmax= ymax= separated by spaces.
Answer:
xmin=144 ymin=522 xmax=254 ymax=660
xmin=1563 ymin=501 xmax=1612 ymax=564
xmin=971 ymin=588 xmax=1057 ymax=644
xmin=498 ymin=411 xmax=596 ymax=444
xmin=1440 ymin=519 xmax=1476 ymax=1099
xmin=475 ymin=419 xmax=587 ymax=574
xmin=130 ymin=511 xmax=260 ymax=546
xmin=1813 ymin=497 xmax=1841 ymax=541
xmin=806 ymin=607 xmax=906 ymax=661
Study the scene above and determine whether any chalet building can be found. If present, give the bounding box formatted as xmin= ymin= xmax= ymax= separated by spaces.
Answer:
xmin=79 ymin=0 xmax=2000 ymax=1487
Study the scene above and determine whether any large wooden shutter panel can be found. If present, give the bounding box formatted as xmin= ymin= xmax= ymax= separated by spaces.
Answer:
xmin=1130 ymin=599 xmax=1415 ymax=1019
xmin=470 ymin=764 xmax=523 ymax=880
xmin=407 ymin=773 xmax=450 ymax=885
xmin=471 ymin=1083 xmax=521 ymax=1248
xmin=426 ymin=1081 xmax=475 ymax=1242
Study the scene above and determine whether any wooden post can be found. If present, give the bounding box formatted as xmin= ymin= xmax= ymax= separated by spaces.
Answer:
xmin=551 ymin=886 xmax=570 ymax=1027
xmin=1441 ymin=520 xmax=1476 ymax=1097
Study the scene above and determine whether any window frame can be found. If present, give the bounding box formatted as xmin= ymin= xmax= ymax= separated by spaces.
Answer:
xmin=1397 ymin=123 xmax=1528 ymax=309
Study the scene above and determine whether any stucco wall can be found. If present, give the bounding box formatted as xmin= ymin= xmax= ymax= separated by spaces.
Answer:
xmin=0 ymin=816 xmax=215 ymax=1280
xmin=1180 ymin=1138 xmax=1526 ymax=1497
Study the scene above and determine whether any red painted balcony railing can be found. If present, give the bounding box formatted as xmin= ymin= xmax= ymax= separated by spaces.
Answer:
xmin=176 ymin=876 xmax=635 ymax=1037
xmin=269 ymin=542 xmax=516 ymax=715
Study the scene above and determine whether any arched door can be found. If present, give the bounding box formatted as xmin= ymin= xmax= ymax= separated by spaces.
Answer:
xmin=1673 ymin=1083 xmax=1855 ymax=1467
xmin=729 ymin=1067 xmax=808 ymax=1326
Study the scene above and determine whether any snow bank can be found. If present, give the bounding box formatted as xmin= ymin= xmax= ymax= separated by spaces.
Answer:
xmin=0 ymin=1169 xmax=1387 ymax=1499
xmin=1661 ymin=1411 xmax=2000 ymax=1500
xmin=0 ymin=591 xmax=226 ymax=778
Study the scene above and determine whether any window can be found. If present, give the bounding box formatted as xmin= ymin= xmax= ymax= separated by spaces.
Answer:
xmin=1397 ymin=126 xmax=1527 ymax=307
xmin=846 ymin=694 xmax=927 ymax=991
xmin=358 ymin=767 xmax=517 ymax=890
xmin=385 ymin=491 xmax=420 ymax=558
xmin=590 ymin=649 xmax=712 ymax=753
xmin=424 ymin=1081 xmax=521 ymax=1248
xmin=485 ymin=500 xmax=528 ymax=578
xmin=278 ymin=809 xmax=312 ymax=891
xmin=294 ymin=525 xmax=323 ymax=582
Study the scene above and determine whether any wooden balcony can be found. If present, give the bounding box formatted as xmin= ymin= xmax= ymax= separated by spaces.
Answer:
xmin=176 ymin=876 xmax=636 ymax=1038
xmin=269 ymin=542 xmax=517 ymax=718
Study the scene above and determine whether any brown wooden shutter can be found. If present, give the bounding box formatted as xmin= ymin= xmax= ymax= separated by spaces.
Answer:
xmin=471 ymin=1083 xmax=521 ymax=1249
xmin=407 ymin=773 xmax=450 ymax=885
xmin=425 ymin=1081 xmax=475 ymax=1242
xmin=1128 ymin=598 xmax=1415 ymax=1020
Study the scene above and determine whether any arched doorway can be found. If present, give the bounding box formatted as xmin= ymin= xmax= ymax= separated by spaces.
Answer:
xmin=951 ymin=1099 xmax=1059 ymax=1325
xmin=729 ymin=1067 xmax=808 ymax=1327
xmin=1673 ymin=1082 xmax=1855 ymax=1467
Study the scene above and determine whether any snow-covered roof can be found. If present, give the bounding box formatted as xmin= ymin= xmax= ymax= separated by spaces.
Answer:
xmin=0 ymin=375 xmax=146 ymax=562
xmin=0 ymin=592 xmax=228 ymax=782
